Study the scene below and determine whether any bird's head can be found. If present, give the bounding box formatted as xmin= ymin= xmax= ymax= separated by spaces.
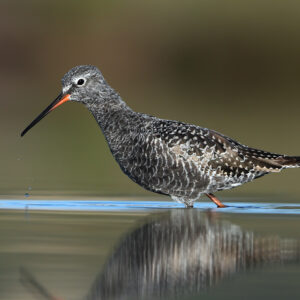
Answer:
xmin=21 ymin=65 xmax=107 ymax=137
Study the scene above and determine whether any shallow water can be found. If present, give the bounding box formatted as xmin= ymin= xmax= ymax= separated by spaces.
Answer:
xmin=0 ymin=199 xmax=300 ymax=300
xmin=2 ymin=199 xmax=300 ymax=214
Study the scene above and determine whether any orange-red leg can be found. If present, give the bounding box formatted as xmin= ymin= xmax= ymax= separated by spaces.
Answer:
xmin=205 ymin=193 xmax=226 ymax=208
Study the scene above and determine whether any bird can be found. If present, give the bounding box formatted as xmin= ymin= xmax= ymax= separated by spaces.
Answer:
xmin=21 ymin=65 xmax=300 ymax=208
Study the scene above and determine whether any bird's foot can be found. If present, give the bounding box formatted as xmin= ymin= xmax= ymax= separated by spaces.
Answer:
xmin=185 ymin=204 xmax=194 ymax=209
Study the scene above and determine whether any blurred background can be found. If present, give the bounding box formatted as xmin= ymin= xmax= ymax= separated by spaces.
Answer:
xmin=1 ymin=0 xmax=300 ymax=200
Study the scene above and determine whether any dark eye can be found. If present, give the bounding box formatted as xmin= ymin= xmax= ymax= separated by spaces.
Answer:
xmin=77 ymin=78 xmax=85 ymax=85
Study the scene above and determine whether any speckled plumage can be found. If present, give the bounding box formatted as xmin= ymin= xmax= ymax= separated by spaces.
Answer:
xmin=22 ymin=65 xmax=300 ymax=207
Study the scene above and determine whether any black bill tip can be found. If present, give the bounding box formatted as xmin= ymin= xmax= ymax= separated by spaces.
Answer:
xmin=21 ymin=93 xmax=70 ymax=137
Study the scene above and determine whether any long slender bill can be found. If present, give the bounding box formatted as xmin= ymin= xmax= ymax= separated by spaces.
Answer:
xmin=21 ymin=93 xmax=70 ymax=137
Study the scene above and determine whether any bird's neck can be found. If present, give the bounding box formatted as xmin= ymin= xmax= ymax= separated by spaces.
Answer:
xmin=85 ymin=92 xmax=138 ymax=144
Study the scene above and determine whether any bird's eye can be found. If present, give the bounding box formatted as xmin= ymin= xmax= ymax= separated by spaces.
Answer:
xmin=77 ymin=78 xmax=85 ymax=86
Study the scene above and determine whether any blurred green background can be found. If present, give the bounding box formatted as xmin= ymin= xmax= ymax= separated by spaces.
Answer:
xmin=1 ymin=0 xmax=300 ymax=200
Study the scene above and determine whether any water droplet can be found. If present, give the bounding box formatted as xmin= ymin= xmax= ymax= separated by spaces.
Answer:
xmin=25 ymin=193 xmax=29 ymax=198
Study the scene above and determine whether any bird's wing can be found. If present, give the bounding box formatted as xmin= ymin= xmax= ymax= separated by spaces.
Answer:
xmin=154 ymin=120 xmax=284 ymax=177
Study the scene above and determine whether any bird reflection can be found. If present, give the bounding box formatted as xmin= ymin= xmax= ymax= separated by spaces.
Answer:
xmin=87 ymin=210 xmax=299 ymax=300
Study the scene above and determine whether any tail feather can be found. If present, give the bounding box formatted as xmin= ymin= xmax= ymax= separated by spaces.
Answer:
xmin=274 ymin=156 xmax=300 ymax=168
xmin=242 ymin=147 xmax=300 ymax=172
xmin=253 ymin=155 xmax=300 ymax=173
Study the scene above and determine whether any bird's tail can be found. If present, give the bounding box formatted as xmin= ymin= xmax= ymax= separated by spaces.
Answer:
xmin=274 ymin=156 xmax=300 ymax=168
xmin=245 ymin=149 xmax=300 ymax=173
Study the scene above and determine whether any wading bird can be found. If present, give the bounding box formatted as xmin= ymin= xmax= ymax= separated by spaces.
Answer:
xmin=21 ymin=65 xmax=300 ymax=208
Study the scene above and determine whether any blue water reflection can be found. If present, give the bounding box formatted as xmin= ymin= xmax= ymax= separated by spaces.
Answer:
xmin=1 ymin=199 xmax=300 ymax=214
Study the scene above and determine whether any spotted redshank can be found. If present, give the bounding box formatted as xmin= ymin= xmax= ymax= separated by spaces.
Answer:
xmin=21 ymin=65 xmax=300 ymax=208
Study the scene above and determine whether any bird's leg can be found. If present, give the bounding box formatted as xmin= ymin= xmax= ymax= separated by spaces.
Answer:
xmin=185 ymin=203 xmax=194 ymax=209
xmin=205 ymin=193 xmax=226 ymax=208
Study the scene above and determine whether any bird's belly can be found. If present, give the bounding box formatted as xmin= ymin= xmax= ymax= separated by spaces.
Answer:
xmin=205 ymin=171 xmax=257 ymax=193
xmin=124 ymin=161 xmax=258 ymax=197
xmin=120 ymin=154 xmax=211 ymax=199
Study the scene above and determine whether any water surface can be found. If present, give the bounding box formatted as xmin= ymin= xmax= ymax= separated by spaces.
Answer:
xmin=2 ymin=199 xmax=300 ymax=214
xmin=0 ymin=199 xmax=300 ymax=300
